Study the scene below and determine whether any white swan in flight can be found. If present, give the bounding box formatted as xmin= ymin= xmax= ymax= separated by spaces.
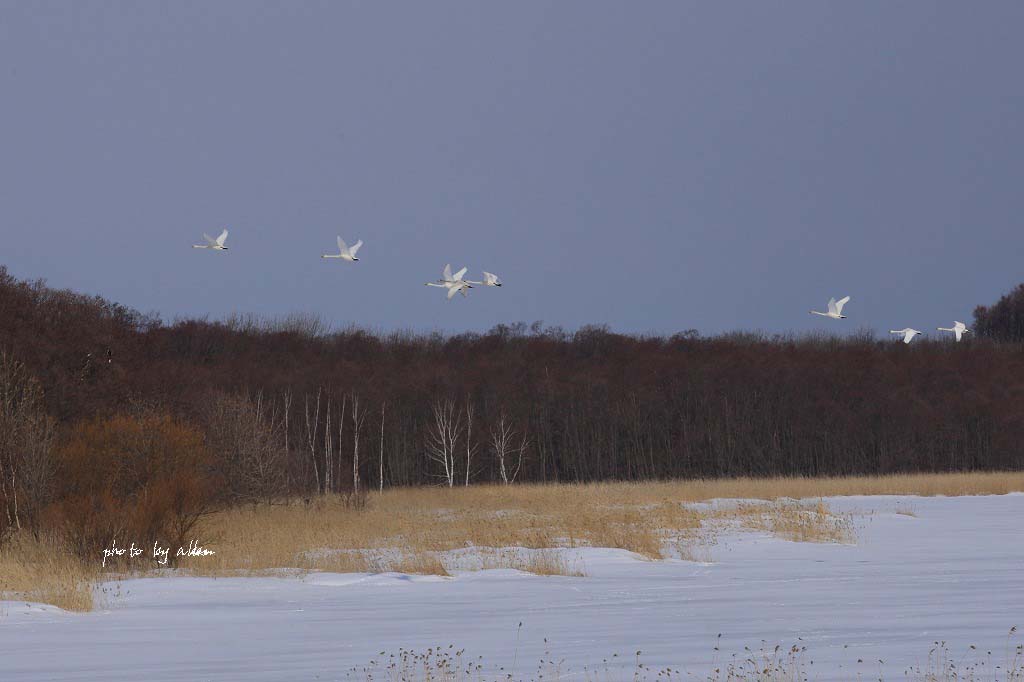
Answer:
xmin=426 ymin=264 xmax=467 ymax=286
xmin=809 ymin=296 xmax=850 ymax=319
xmin=445 ymin=280 xmax=473 ymax=299
xmin=889 ymin=328 xmax=923 ymax=344
xmin=937 ymin=321 xmax=971 ymax=342
xmin=193 ymin=229 xmax=229 ymax=251
xmin=322 ymin=236 xmax=363 ymax=262
xmin=467 ymin=271 xmax=502 ymax=287
xmin=425 ymin=264 xmax=473 ymax=299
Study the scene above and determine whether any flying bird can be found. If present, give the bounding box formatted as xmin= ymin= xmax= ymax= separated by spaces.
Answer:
xmin=889 ymin=328 xmax=923 ymax=344
xmin=446 ymin=280 xmax=473 ymax=299
xmin=425 ymin=264 xmax=473 ymax=299
xmin=937 ymin=321 xmax=971 ymax=342
xmin=193 ymin=229 xmax=229 ymax=251
xmin=322 ymin=236 xmax=363 ymax=262
xmin=810 ymin=296 xmax=851 ymax=319
xmin=467 ymin=271 xmax=502 ymax=287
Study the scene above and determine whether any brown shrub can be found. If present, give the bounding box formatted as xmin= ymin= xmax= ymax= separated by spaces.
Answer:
xmin=47 ymin=412 xmax=215 ymax=567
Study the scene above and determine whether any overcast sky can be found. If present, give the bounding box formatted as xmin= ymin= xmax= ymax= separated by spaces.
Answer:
xmin=1 ymin=1 xmax=1022 ymax=336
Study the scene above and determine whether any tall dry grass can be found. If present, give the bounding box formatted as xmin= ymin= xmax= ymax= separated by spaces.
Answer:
xmin=4 ymin=471 xmax=1023 ymax=611
xmin=0 ymin=534 xmax=97 ymax=612
xmin=735 ymin=499 xmax=856 ymax=544
xmin=175 ymin=471 xmax=1022 ymax=576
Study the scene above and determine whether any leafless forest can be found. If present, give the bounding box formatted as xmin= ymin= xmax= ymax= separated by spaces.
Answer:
xmin=2 ymin=265 xmax=1023 ymax=559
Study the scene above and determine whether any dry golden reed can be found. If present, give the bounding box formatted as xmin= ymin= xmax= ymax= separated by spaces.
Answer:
xmin=385 ymin=552 xmax=450 ymax=577
xmin=175 ymin=471 xmax=1023 ymax=576
xmin=735 ymin=499 xmax=855 ymax=544
xmin=0 ymin=534 xmax=97 ymax=612
xmin=4 ymin=471 xmax=1023 ymax=612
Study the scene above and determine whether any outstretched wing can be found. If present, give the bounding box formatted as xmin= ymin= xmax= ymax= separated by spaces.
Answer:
xmin=349 ymin=240 xmax=363 ymax=257
xmin=903 ymin=330 xmax=915 ymax=344
xmin=834 ymin=296 xmax=850 ymax=315
xmin=452 ymin=266 xmax=468 ymax=281
xmin=442 ymin=264 xmax=453 ymax=282
xmin=216 ymin=229 xmax=229 ymax=246
xmin=954 ymin=328 xmax=963 ymax=342
xmin=337 ymin=237 xmax=349 ymax=255
xmin=203 ymin=233 xmax=217 ymax=246
xmin=483 ymin=271 xmax=500 ymax=285
xmin=447 ymin=283 xmax=461 ymax=300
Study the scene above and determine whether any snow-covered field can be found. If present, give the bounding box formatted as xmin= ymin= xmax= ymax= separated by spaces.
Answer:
xmin=2 ymin=494 xmax=1022 ymax=681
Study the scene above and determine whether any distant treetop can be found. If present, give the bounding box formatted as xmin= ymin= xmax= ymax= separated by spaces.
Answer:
xmin=974 ymin=283 xmax=1024 ymax=342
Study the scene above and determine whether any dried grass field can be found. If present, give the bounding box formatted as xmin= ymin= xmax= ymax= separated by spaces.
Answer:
xmin=4 ymin=471 xmax=1023 ymax=612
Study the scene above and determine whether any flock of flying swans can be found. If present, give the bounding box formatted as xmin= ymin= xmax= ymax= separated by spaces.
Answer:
xmin=193 ymin=231 xmax=968 ymax=340
xmin=193 ymin=231 xmax=502 ymax=302
xmin=810 ymin=295 xmax=971 ymax=344
xmin=425 ymin=264 xmax=472 ymax=300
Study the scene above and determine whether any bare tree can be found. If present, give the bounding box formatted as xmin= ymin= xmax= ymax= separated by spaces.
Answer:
xmin=282 ymin=388 xmax=292 ymax=483
xmin=350 ymin=394 xmax=366 ymax=494
xmin=379 ymin=402 xmax=386 ymax=494
xmin=425 ymin=398 xmax=463 ymax=487
xmin=324 ymin=397 xmax=332 ymax=494
xmin=206 ymin=391 xmax=288 ymax=504
xmin=336 ymin=394 xmax=347 ymax=495
xmin=491 ymin=411 xmax=530 ymax=485
xmin=14 ymin=407 xmax=56 ymax=536
xmin=0 ymin=352 xmax=56 ymax=539
xmin=304 ymin=388 xmax=322 ymax=494
xmin=464 ymin=400 xmax=479 ymax=486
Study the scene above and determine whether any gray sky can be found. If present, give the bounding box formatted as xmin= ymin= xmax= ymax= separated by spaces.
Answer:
xmin=2 ymin=1 xmax=1022 ymax=336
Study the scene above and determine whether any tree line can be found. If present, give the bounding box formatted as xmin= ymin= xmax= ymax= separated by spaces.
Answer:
xmin=2 ymin=265 xmax=1023 ymax=556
